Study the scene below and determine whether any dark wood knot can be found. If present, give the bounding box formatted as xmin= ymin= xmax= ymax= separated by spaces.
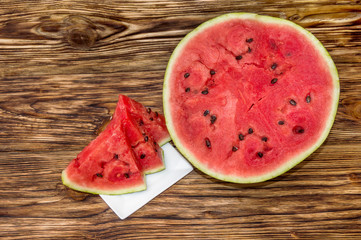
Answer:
xmin=33 ymin=14 xmax=129 ymax=50
xmin=63 ymin=15 xmax=98 ymax=50
xmin=34 ymin=15 xmax=98 ymax=50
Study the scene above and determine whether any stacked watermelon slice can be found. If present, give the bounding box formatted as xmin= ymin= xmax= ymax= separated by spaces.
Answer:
xmin=62 ymin=95 xmax=171 ymax=195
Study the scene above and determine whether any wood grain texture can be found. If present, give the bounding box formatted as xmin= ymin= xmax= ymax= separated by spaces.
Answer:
xmin=1 ymin=0 xmax=361 ymax=239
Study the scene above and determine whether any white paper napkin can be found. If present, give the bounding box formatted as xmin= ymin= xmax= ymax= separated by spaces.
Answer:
xmin=100 ymin=143 xmax=193 ymax=219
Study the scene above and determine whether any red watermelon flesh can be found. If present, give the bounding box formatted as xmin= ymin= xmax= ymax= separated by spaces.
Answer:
xmin=114 ymin=101 xmax=165 ymax=174
xmin=163 ymin=13 xmax=339 ymax=183
xmin=62 ymin=119 xmax=146 ymax=195
xmin=119 ymin=95 xmax=171 ymax=146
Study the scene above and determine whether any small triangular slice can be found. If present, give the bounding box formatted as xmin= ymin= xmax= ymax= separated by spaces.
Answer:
xmin=113 ymin=98 xmax=165 ymax=174
xmin=118 ymin=95 xmax=171 ymax=146
xmin=133 ymin=142 xmax=164 ymax=174
xmin=62 ymin=120 xmax=146 ymax=195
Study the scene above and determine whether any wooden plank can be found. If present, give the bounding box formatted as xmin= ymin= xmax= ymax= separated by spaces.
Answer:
xmin=1 ymin=0 xmax=361 ymax=239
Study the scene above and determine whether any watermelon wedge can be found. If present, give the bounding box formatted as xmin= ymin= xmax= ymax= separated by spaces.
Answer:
xmin=115 ymin=102 xmax=165 ymax=174
xmin=62 ymin=94 xmax=170 ymax=195
xmin=119 ymin=95 xmax=171 ymax=146
xmin=163 ymin=13 xmax=339 ymax=183
xmin=62 ymin=119 xmax=146 ymax=195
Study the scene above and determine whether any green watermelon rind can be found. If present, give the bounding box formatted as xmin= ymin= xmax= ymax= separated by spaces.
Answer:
xmin=158 ymin=136 xmax=172 ymax=147
xmin=61 ymin=169 xmax=147 ymax=195
xmin=163 ymin=12 xmax=339 ymax=183
xmin=142 ymin=147 xmax=166 ymax=175
xmin=61 ymin=145 xmax=165 ymax=195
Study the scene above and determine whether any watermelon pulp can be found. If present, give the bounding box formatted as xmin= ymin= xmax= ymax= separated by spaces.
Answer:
xmin=61 ymin=118 xmax=146 ymax=195
xmin=120 ymin=95 xmax=171 ymax=146
xmin=62 ymin=94 xmax=170 ymax=194
xmin=163 ymin=13 xmax=339 ymax=183
xmin=116 ymin=99 xmax=165 ymax=174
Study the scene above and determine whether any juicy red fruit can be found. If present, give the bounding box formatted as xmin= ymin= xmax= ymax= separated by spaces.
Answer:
xmin=62 ymin=94 xmax=171 ymax=194
xmin=164 ymin=13 xmax=339 ymax=183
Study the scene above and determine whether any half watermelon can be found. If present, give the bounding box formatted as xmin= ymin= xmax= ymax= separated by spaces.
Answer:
xmin=163 ymin=13 xmax=339 ymax=183
xmin=62 ymin=95 xmax=170 ymax=195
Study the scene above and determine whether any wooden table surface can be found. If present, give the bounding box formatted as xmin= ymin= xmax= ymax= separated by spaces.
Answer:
xmin=1 ymin=0 xmax=361 ymax=239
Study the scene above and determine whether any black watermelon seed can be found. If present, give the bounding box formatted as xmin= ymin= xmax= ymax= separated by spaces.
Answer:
xmin=205 ymin=138 xmax=211 ymax=149
xmin=210 ymin=115 xmax=217 ymax=124
xmin=185 ymin=87 xmax=190 ymax=92
xmin=210 ymin=70 xmax=216 ymax=75
xmin=271 ymin=78 xmax=278 ymax=84
xmin=232 ymin=146 xmax=239 ymax=152
xmin=306 ymin=95 xmax=311 ymax=103
xmin=271 ymin=63 xmax=278 ymax=70
xmin=96 ymin=173 xmax=103 ymax=178
xmin=257 ymin=152 xmax=264 ymax=158
xmin=278 ymin=120 xmax=285 ymax=125
xmin=147 ymin=108 xmax=151 ymax=114
xmin=248 ymin=128 xmax=254 ymax=134
xmin=139 ymin=120 xmax=144 ymax=126
xmin=140 ymin=154 xmax=146 ymax=159
xmin=149 ymin=117 xmax=154 ymax=121
xmin=262 ymin=137 xmax=268 ymax=142
xmin=114 ymin=154 xmax=119 ymax=159
xmin=124 ymin=173 xmax=130 ymax=178
xmin=293 ymin=126 xmax=305 ymax=134
xmin=236 ymin=55 xmax=243 ymax=60
xmin=184 ymin=72 xmax=190 ymax=78
xmin=289 ymin=99 xmax=297 ymax=106
xmin=155 ymin=112 xmax=159 ymax=117
xmin=248 ymin=47 xmax=252 ymax=53
xmin=203 ymin=110 xmax=210 ymax=116
xmin=201 ymin=89 xmax=209 ymax=95
xmin=239 ymin=134 xmax=245 ymax=141
xmin=144 ymin=136 xmax=149 ymax=142
xmin=246 ymin=38 xmax=253 ymax=43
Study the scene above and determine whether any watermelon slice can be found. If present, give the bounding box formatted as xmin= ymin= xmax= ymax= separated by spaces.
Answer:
xmin=119 ymin=95 xmax=171 ymax=146
xmin=62 ymin=94 xmax=170 ymax=194
xmin=114 ymin=100 xmax=165 ymax=174
xmin=163 ymin=13 xmax=339 ymax=183
xmin=62 ymin=119 xmax=146 ymax=195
